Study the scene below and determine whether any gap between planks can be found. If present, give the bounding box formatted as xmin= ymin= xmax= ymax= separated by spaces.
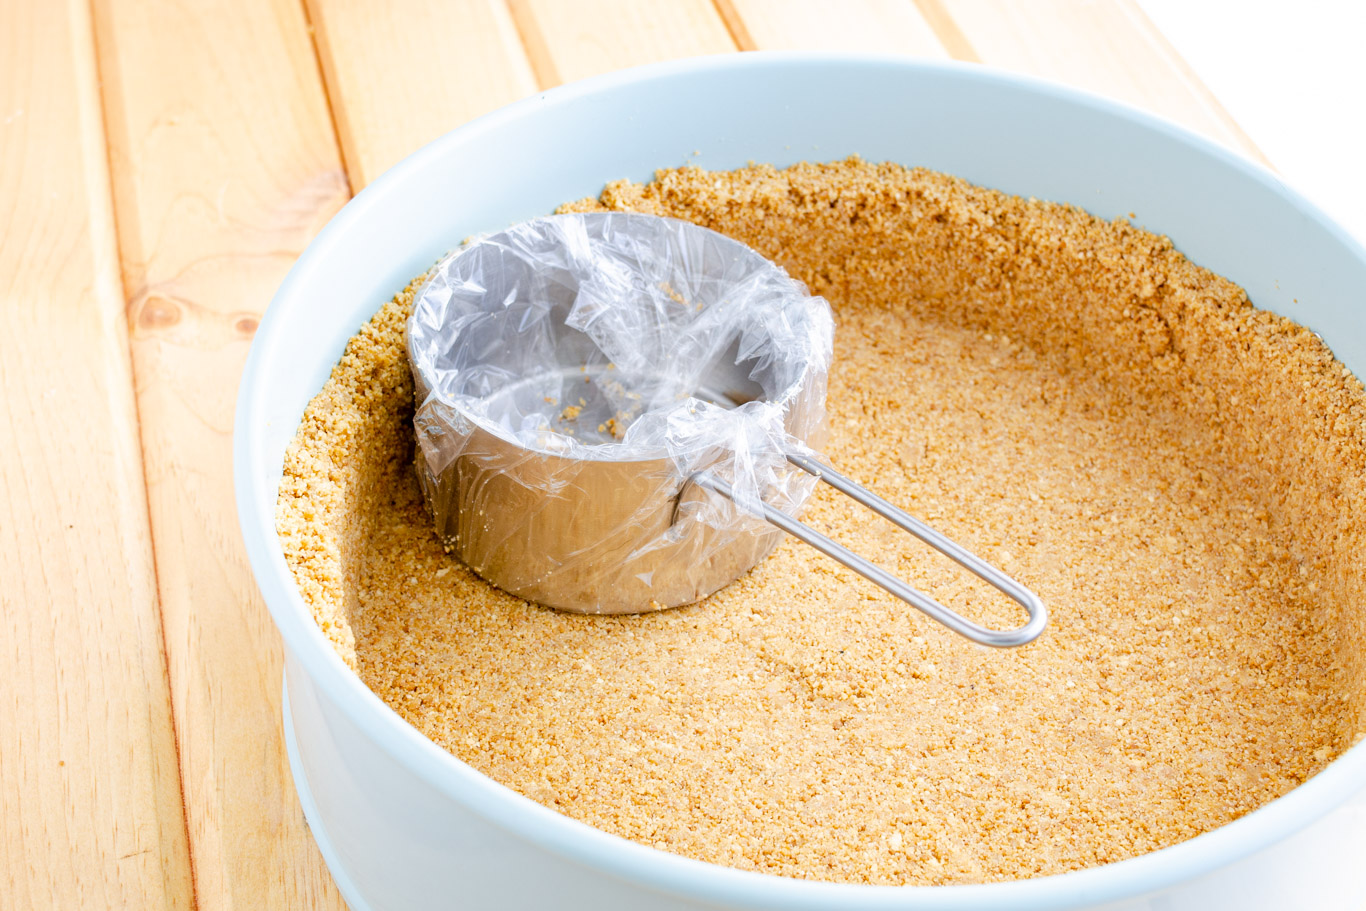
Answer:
xmin=507 ymin=0 xmax=565 ymax=89
xmin=297 ymin=0 xmax=358 ymax=200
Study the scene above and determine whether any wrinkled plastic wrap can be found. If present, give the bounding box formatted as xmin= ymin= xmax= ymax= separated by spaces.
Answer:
xmin=407 ymin=212 xmax=834 ymax=613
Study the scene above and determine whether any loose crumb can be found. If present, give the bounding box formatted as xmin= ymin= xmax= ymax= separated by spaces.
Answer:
xmin=278 ymin=159 xmax=1366 ymax=886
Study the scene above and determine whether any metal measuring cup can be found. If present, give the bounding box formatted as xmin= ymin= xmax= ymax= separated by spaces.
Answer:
xmin=407 ymin=213 xmax=1045 ymax=647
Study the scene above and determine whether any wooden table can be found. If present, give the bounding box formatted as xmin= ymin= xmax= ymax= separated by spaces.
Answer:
xmin=0 ymin=2 xmax=1343 ymax=908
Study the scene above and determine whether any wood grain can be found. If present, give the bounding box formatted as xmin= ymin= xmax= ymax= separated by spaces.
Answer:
xmin=934 ymin=0 xmax=1267 ymax=162
xmin=511 ymin=0 xmax=737 ymax=85
xmin=724 ymin=0 xmax=948 ymax=56
xmin=305 ymin=0 xmax=539 ymax=189
xmin=306 ymin=0 xmax=738 ymax=198
xmin=0 ymin=0 xmax=193 ymax=907
xmin=89 ymin=0 xmax=350 ymax=907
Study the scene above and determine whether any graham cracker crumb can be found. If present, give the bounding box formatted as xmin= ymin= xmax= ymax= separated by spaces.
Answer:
xmin=278 ymin=159 xmax=1365 ymax=886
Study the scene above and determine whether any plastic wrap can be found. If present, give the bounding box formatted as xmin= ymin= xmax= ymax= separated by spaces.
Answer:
xmin=407 ymin=212 xmax=834 ymax=613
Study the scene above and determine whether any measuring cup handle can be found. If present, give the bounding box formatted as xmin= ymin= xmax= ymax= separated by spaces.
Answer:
xmin=691 ymin=454 xmax=1047 ymax=648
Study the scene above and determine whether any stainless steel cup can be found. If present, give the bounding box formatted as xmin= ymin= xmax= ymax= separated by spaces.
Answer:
xmin=408 ymin=212 xmax=1044 ymax=645
xmin=407 ymin=212 xmax=829 ymax=613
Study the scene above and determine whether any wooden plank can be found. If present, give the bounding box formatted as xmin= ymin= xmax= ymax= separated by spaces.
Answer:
xmin=89 ymin=0 xmax=350 ymax=907
xmin=0 ymin=0 xmax=194 ymax=908
xmin=307 ymin=0 xmax=737 ymax=199
xmin=510 ymin=0 xmax=737 ymax=85
xmin=928 ymin=0 xmax=1267 ymax=162
xmin=305 ymin=0 xmax=540 ymax=189
xmin=721 ymin=0 xmax=949 ymax=56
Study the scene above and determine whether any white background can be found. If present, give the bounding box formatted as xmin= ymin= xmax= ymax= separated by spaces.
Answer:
xmin=1140 ymin=0 xmax=1366 ymax=246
